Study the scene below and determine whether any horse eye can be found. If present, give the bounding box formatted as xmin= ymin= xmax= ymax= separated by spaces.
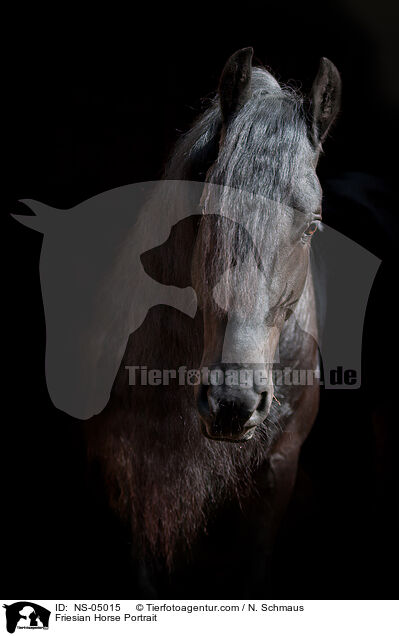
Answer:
xmin=303 ymin=222 xmax=319 ymax=237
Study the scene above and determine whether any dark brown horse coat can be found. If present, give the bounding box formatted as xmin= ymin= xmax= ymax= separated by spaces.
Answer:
xmin=85 ymin=49 xmax=340 ymax=595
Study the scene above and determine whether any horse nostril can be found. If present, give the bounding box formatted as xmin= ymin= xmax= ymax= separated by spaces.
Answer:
xmin=196 ymin=383 xmax=266 ymax=439
xmin=215 ymin=400 xmax=253 ymax=431
xmin=197 ymin=383 xmax=211 ymax=419
xmin=257 ymin=391 xmax=268 ymax=412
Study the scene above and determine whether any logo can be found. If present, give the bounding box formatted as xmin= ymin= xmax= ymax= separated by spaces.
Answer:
xmin=2 ymin=603 xmax=50 ymax=633
xmin=12 ymin=181 xmax=381 ymax=418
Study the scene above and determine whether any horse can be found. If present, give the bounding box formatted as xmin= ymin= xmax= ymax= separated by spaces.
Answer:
xmin=85 ymin=47 xmax=341 ymax=596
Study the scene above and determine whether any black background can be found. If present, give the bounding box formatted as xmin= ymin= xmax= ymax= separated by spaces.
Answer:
xmin=4 ymin=2 xmax=398 ymax=598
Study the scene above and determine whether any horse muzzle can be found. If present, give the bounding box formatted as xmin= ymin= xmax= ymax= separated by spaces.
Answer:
xmin=196 ymin=380 xmax=271 ymax=442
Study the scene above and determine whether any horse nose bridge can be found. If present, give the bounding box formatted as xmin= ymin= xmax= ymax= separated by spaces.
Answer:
xmin=202 ymin=315 xmax=267 ymax=367
xmin=221 ymin=315 xmax=269 ymax=364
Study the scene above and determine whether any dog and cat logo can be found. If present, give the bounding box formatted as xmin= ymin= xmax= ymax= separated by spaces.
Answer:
xmin=2 ymin=603 xmax=50 ymax=633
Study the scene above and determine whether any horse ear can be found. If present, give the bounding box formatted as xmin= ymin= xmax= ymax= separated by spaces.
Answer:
xmin=310 ymin=57 xmax=341 ymax=148
xmin=12 ymin=200 xmax=63 ymax=234
xmin=219 ymin=47 xmax=253 ymax=123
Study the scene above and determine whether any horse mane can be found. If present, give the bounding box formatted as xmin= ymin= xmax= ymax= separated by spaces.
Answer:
xmin=165 ymin=66 xmax=312 ymax=317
